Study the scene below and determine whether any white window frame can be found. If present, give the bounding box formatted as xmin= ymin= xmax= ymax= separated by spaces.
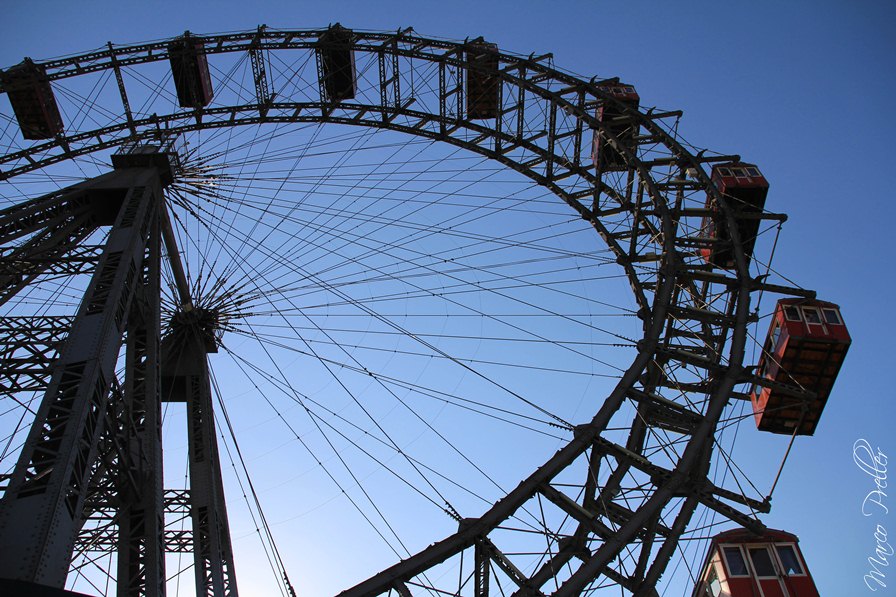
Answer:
xmin=822 ymin=307 xmax=842 ymax=325
xmin=783 ymin=306 xmax=801 ymax=322
xmin=720 ymin=544 xmax=751 ymax=577
xmin=802 ymin=306 xmax=823 ymax=325
xmin=747 ymin=545 xmax=779 ymax=579
xmin=770 ymin=320 xmax=782 ymax=349
xmin=773 ymin=543 xmax=807 ymax=577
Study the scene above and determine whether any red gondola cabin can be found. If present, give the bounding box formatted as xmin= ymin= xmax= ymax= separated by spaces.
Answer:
xmin=465 ymin=41 xmax=500 ymax=119
xmin=168 ymin=32 xmax=214 ymax=109
xmin=701 ymin=163 xmax=768 ymax=269
xmin=751 ymin=298 xmax=850 ymax=435
xmin=0 ymin=58 xmax=64 ymax=140
xmin=693 ymin=528 xmax=820 ymax=597
xmin=318 ymin=24 xmax=357 ymax=102
xmin=591 ymin=82 xmax=639 ymax=172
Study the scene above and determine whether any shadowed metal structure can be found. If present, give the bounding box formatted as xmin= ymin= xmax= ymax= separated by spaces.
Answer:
xmin=0 ymin=26 xmax=819 ymax=596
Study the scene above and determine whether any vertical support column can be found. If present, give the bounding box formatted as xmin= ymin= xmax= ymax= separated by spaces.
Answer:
xmin=163 ymin=327 xmax=238 ymax=597
xmin=117 ymin=205 xmax=165 ymax=596
xmin=0 ymin=168 xmax=161 ymax=588
xmin=189 ymin=353 xmax=238 ymax=597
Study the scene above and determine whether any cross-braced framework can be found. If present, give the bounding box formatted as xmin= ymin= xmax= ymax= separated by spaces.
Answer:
xmin=0 ymin=27 xmax=819 ymax=596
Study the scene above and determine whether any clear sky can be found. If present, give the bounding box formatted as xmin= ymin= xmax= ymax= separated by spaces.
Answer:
xmin=1 ymin=1 xmax=894 ymax=596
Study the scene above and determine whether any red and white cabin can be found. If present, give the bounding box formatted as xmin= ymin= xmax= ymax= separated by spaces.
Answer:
xmin=318 ymin=24 xmax=357 ymax=103
xmin=168 ymin=32 xmax=214 ymax=109
xmin=693 ymin=528 xmax=820 ymax=597
xmin=465 ymin=41 xmax=500 ymax=119
xmin=701 ymin=163 xmax=769 ymax=269
xmin=591 ymin=82 xmax=639 ymax=172
xmin=752 ymin=298 xmax=850 ymax=435
xmin=0 ymin=58 xmax=64 ymax=140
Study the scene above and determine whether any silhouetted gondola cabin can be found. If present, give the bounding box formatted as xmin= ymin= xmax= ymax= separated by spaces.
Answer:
xmin=168 ymin=32 xmax=214 ymax=108
xmin=465 ymin=41 xmax=499 ymax=119
xmin=317 ymin=24 xmax=356 ymax=102
xmin=751 ymin=298 xmax=850 ymax=435
xmin=701 ymin=163 xmax=768 ymax=269
xmin=0 ymin=58 xmax=63 ymax=140
xmin=591 ymin=82 xmax=639 ymax=172
xmin=693 ymin=528 xmax=819 ymax=597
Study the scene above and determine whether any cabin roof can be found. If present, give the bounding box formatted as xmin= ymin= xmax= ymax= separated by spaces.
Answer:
xmin=712 ymin=527 xmax=799 ymax=545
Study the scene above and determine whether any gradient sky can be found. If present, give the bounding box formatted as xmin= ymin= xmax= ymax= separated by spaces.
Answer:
xmin=1 ymin=1 xmax=894 ymax=595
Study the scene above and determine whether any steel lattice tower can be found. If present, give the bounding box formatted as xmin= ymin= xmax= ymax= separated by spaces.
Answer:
xmin=0 ymin=144 xmax=237 ymax=596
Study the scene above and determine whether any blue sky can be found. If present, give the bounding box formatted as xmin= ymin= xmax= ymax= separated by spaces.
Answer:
xmin=1 ymin=1 xmax=894 ymax=595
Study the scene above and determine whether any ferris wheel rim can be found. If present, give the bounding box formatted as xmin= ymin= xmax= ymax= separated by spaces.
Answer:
xmin=0 ymin=27 xmax=802 ymax=595
xmin=0 ymin=27 xmax=756 ymax=317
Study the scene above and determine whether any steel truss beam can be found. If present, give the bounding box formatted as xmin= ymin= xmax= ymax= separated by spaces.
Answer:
xmin=249 ymin=26 xmax=272 ymax=117
xmin=0 ymin=219 xmax=100 ymax=308
xmin=0 ymin=316 xmax=71 ymax=396
xmin=79 ymin=489 xmax=194 ymax=555
xmin=0 ymin=243 xmax=103 ymax=288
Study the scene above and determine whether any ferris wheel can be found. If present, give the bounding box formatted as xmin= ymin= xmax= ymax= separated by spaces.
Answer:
xmin=0 ymin=26 xmax=845 ymax=596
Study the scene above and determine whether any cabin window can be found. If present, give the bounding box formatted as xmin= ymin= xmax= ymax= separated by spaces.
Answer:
xmin=722 ymin=546 xmax=750 ymax=576
xmin=704 ymin=567 xmax=723 ymax=597
xmin=749 ymin=547 xmax=777 ymax=577
xmin=771 ymin=321 xmax=782 ymax=349
xmin=784 ymin=306 xmax=801 ymax=321
xmin=753 ymin=381 xmax=763 ymax=397
xmin=823 ymin=308 xmax=841 ymax=325
xmin=802 ymin=307 xmax=822 ymax=325
xmin=747 ymin=167 xmax=761 ymax=177
xmin=718 ymin=167 xmax=732 ymax=177
xmin=775 ymin=544 xmax=804 ymax=575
